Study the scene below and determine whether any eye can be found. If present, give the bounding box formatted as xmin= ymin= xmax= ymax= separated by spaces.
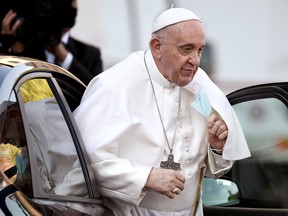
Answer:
xmin=198 ymin=48 xmax=203 ymax=56
xmin=179 ymin=46 xmax=193 ymax=55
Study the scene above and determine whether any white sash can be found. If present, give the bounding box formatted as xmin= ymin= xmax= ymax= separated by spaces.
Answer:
xmin=139 ymin=174 xmax=199 ymax=212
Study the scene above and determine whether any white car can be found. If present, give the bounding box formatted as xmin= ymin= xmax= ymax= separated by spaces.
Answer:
xmin=0 ymin=56 xmax=113 ymax=215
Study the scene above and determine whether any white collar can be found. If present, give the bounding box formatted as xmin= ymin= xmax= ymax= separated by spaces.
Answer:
xmin=144 ymin=49 xmax=176 ymax=88
xmin=61 ymin=32 xmax=70 ymax=45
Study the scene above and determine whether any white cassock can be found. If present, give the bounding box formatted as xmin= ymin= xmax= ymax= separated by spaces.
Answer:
xmin=73 ymin=49 xmax=251 ymax=216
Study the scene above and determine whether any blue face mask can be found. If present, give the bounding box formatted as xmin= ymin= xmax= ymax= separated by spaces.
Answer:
xmin=191 ymin=89 xmax=212 ymax=118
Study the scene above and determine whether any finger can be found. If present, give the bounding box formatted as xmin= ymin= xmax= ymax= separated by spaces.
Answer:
xmin=2 ymin=10 xmax=17 ymax=33
xmin=174 ymin=171 xmax=185 ymax=183
xmin=208 ymin=120 xmax=214 ymax=129
xmin=166 ymin=191 xmax=176 ymax=199
xmin=174 ymin=173 xmax=185 ymax=192
xmin=207 ymin=114 xmax=218 ymax=128
xmin=215 ymin=121 xmax=227 ymax=137
xmin=172 ymin=181 xmax=184 ymax=192
xmin=209 ymin=121 xmax=219 ymax=134
xmin=172 ymin=187 xmax=181 ymax=194
xmin=217 ymin=130 xmax=228 ymax=140
xmin=3 ymin=10 xmax=16 ymax=24
xmin=11 ymin=19 xmax=21 ymax=33
xmin=166 ymin=186 xmax=182 ymax=198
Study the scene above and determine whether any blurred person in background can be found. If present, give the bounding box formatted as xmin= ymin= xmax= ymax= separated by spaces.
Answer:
xmin=0 ymin=0 xmax=103 ymax=85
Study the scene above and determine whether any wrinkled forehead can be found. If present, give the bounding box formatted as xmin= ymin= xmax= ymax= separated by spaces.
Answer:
xmin=165 ymin=20 xmax=205 ymax=43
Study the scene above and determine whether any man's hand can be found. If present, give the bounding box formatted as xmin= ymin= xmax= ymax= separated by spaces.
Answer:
xmin=1 ymin=10 xmax=21 ymax=35
xmin=145 ymin=167 xmax=185 ymax=199
xmin=47 ymin=43 xmax=68 ymax=63
xmin=1 ymin=10 xmax=24 ymax=53
xmin=208 ymin=113 xmax=228 ymax=150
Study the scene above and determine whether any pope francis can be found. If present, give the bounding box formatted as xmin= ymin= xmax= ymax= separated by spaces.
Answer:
xmin=73 ymin=7 xmax=251 ymax=216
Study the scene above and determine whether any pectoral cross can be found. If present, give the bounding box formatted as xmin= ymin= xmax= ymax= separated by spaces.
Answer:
xmin=160 ymin=153 xmax=181 ymax=170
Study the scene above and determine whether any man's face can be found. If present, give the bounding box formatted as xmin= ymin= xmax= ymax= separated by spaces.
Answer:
xmin=71 ymin=0 xmax=77 ymax=8
xmin=61 ymin=0 xmax=78 ymax=33
xmin=158 ymin=20 xmax=205 ymax=87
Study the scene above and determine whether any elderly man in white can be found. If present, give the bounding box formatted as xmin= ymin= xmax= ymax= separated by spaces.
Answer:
xmin=73 ymin=7 xmax=251 ymax=216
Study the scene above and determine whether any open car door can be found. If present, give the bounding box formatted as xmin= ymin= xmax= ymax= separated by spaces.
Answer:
xmin=203 ymin=82 xmax=288 ymax=216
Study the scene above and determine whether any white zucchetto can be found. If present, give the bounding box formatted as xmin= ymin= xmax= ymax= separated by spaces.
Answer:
xmin=152 ymin=8 xmax=201 ymax=33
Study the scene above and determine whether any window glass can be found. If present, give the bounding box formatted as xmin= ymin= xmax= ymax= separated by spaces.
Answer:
xmin=233 ymin=98 xmax=288 ymax=161
xmin=202 ymin=178 xmax=239 ymax=206
xmin=232 ymin=98 xmax=288 ymax=207
xmin=0 ymin=93 xmax=32 ymax=197
xmin=12 ymin=79 xmax=87 ymax=197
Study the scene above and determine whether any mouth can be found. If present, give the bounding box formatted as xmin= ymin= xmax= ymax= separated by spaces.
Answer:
xmin=181 ymin=68 xmax=195 ymax=77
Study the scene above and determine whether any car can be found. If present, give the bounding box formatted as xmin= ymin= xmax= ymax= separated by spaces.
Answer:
xmin=203 ymin=83 xmax=288 ymax=215
xmin=0 ymin=56 xmax=114 ymax=215
xmin=1 ymin=55 xmax=288 ymax=216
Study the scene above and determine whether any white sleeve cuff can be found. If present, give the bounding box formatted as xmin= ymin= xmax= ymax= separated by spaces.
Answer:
xmin=209 ymin=144 xmax=224 ymax=155
xmin=59 ymin=52 xmax=73 ymax=70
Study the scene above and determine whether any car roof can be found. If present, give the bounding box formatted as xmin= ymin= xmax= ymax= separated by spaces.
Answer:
xmin=0 ymin=55 xmax=84 ymax=81
xmin=0 ymin=55 xmax=85 ymax=103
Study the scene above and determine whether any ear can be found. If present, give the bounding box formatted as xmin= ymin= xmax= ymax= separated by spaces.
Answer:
xmin=149 ymin=37 xmax=162 ymax=59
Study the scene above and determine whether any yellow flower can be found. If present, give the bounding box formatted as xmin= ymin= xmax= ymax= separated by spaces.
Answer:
xmin=0 ymin=143 xmax=21 ymax=165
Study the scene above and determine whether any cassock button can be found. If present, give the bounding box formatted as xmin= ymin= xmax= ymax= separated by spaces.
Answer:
xmin=183 ymin=134 xmax=189 ymax=141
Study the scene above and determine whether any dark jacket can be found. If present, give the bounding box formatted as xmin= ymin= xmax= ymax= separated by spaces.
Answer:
xmin=66 ymin=36 xmax=103 ymax=85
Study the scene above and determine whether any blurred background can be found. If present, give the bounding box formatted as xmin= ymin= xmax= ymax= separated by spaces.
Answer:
xmin=71 ymin=0 xmax=288 ymax=94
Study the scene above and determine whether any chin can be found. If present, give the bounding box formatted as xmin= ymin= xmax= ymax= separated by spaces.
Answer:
xmin=175 ymin=72 xmax=196 ymax=86
xmin=177 ymin=80 xmax=190 ymax=87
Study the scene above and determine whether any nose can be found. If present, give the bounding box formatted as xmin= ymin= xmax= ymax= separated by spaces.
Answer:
xmin=188 ymin=53 xmax=200 ymax=66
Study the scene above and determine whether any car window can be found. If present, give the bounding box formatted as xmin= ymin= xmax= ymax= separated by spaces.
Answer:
xmin=0 ymin=96 xmax=32 ymax=197
xmin=231 ymin=97 xmax=288 ymax=207
xmin=202 ymin=178 xmax=239 ymax=206
xmin=234 ymin=98 xmax=288 ymax=161
xmin=20 ymin=78 xmax=91 ymax=198
xmin=46 ymin=74 xmax=99 ymax=199
xmin=0 ymin=77 xmax=91 ymax=200
xmin=202 ymin=96 xmax=288 ymax=208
